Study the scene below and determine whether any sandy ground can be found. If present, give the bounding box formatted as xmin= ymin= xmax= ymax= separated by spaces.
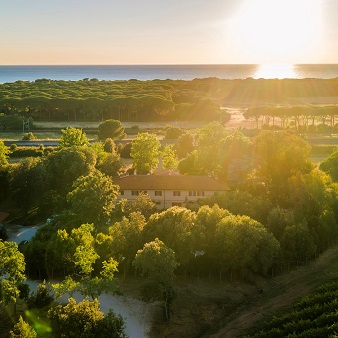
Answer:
xmin=6 ymin=224 xmax=155 ymax=338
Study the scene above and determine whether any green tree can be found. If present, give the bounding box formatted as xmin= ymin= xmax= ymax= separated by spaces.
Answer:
xmin=10 ymin=316 xmax=37 ymax=338
xmin=124 ymin=192 xmax=156 ymax=220
xmin=91 ymin=141 xmax=123 ymax=177
xmin=253 ymin=131 xmax=312 ymax=191
xmin=45 ymin=146 xmax=97 ymax=195
xmin=0 ymin=241 xmax=26 ymax=305
xmin=103 ymin=138 xmax=116 ymax=153
xmin=162 ymin=145 xmax=179 ymax=171
xmin=48 ymin=298 xmax=126 ymax=338
xmin=109 ymin=212 xmax=146 ymax=276
xmin=67 ymin=171 xmax=119 ymax=225
xmin=280 ymin=222 xmax=316 ymax=267
xmin=133 ymin=238 xmax=178 ymax=320
xmin=131 ymin=132 xmax=161 ymax=174
xmin=319 ymin=148 xmax=338 ymax=181
xmin=10 ymin=157 xmax=49 ymax=212
xmin=98 ymin=120 xmax=125 ymax=140
xmin=175 ymin=132 xmax=195 ymax=159
xmin=143 ymin=206 xmax=197 ymax=267
xmin=266 ymin=207 xmax=295 ymax=240
xmin=215 ymin=214 xmax=280 ymax=279
xmin=53 ymin=224 xmax=119 ymax=300
xmin=164 ymin=126 xmax=183 ymax=139
xmin=195 ymin=122 xmax=228 ymax=175
xmin=58 ymin=127 xmax=89 ymax=148
xmin=0 ymin=140 xmax=11 ymax=166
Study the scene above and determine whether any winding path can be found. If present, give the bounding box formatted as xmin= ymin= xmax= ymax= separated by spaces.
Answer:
xmin=5 ymin=224 xmax=155 ymax=338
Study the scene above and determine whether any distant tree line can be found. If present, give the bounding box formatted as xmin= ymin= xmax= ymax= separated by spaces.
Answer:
xmin=1 ymin=77 xmax=338 ymax=124
xmin=244 ymin=106 xmax=338 ymax=131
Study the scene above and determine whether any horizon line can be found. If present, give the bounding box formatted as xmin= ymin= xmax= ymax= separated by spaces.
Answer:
xmin=1 ymin=63 xmax=337 ymax=67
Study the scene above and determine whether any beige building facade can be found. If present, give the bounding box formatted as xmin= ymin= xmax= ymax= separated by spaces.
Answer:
xmin=114 ymin=174 xmax=230 ymax=209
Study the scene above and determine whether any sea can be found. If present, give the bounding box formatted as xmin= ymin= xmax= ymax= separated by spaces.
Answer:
xmin=0 ymin=64 xmax=338 ymax=84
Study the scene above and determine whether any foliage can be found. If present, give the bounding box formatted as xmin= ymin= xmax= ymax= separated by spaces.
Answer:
xmin=319 ymin=148 xmax=338 ymax=182
xmin=253 ymin=131 xmax=312 ymax=191
xmin=0 ymin=140 xmax=11 ymax=166
xmin=198 ymin=190 xmax=272 ymax=224
xmin=1 ymin=79 xmax=337 ymax=124
xmin=143 ymin=206 xmax=197 ymax=266
xmin=280 ymin=222 xmax=316 ymax=266
xmin=0 ymin=114 xmax=25 ymax=131
xmin=26 ymin=280 xmax=54 ymax=309
xmin=48 ymin=298 xmax=126 ymax=338
xmin=0 ymin=240 xmax=26 ymax=305
xmin=175 ymin=132 xmax=195 ymax=159
xmin=67 ymin=171 xmax=119 ymax=225
xmin=215 ymin=214 xmax=280 ymax=277
xmin=118 ymin=142 xmax=132 ymax=158
xmin=266 ymin=206 xmax=295 ymax=240
xmin=10 ymin=316 xmax=37 ymax=338
xmin=45 ymin=146 xmax=97 ymax=194
xmin=109 ymin=212 xmax=146 ymax=275
xmin=131 ymin=132 xmax=161 ymax=174
xmin=53 ymin=224 xmax=120 ymax=299
xmin=162 ymin=145 xmax=179 ymax=171
xmin=22 ymin=132 xmax=37 ymax=140
xmin=124 ymin=193 xmax=156 ymax=219
xmin=58 ymin=127 xmax=89 ymax=148
xmin=92 ymin=142 xmax=123 ymax=177
xmin=133 ymin=238 xmax=178 ymax=320
xmin=98 ymin=119 xmax=125 ymax=140
xmin=164 ymin=125 xmax=183 ymax=139
xmin=9 ymin=146 xmax=48 ymax=158
xmin=10 ymin=157 xmax=49 ymax=212
xmin=103 ymin=137 xmax=116 ymax=153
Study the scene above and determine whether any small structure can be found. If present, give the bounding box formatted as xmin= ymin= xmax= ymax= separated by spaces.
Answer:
xmin=114 ymin=175 xmax=230 ymax=209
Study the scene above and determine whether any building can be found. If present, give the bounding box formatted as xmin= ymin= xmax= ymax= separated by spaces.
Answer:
xmin=114 ymin=174 xmax=230 ymax=209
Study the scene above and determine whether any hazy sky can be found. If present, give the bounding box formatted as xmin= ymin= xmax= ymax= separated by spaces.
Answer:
xmin=1 ymin=0 xmax=337 ymax=65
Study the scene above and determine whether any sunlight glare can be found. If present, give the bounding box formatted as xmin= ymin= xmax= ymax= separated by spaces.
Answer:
xmin=231 ymin=0 xmax=322 ymax=63
xmin=253 ymin=63 xmax=297 ymax=79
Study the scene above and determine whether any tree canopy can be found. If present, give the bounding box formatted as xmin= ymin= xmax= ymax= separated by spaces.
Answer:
xmin=58 ymin=127 xmax=89 ymax=148
xmin=98 ymin=120 xmax=126 ymax=140
xmin=130 ymin=133 xmax=161 ymax=174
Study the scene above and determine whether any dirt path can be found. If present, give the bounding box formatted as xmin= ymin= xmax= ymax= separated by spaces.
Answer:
xmin=209 ymin=247 xmax=338 ymax=338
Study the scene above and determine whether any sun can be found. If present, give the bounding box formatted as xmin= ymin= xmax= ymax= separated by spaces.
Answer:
xmin=230 ymin=0 xmax=322 ymax=63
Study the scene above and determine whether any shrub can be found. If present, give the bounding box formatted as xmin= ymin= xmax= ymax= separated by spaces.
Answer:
xmin=164 ymin=126 xmax=183 ymax=139
xmin=22 ymin=132 xmax=37 ymax=140
xmin=118 ymin=142 xmax=132 ymax=158
xmin=26 ymin=280 xmax=54 ymax=309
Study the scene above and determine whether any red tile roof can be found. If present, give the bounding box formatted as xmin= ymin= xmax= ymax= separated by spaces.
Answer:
xmin=114 ymin=175 xmax=230 ymax=191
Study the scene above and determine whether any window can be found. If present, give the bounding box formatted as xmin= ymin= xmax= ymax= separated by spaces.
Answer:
xmin=173 ymin=191 xmax=181 ymax=196
xmin=120 ymin=190 xmax=124 ymax=196
xmin=197 ymin=191 xmax=205 ymax=197
xmin=131 ymin=190 xmax=139 ymax=196
xmin=155 ymin=191 xmax=162 ymax=196
xmin=155 ymin=201 xmax=162 ymax=205
xmin=140 ymin=190 xmax=147 ymax=195
xmin=172 ymin=202 xmax=182 ymax=207
xmin=189 ymin=191 xmax=196 ymax=196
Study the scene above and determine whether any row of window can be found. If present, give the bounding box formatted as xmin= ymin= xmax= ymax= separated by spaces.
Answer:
xmin=121 ymin=190 xmax=205 ymax=197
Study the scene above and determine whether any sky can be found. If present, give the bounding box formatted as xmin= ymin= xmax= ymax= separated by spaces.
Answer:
xmin=0 ymin=0 xmax=337 ymax=65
